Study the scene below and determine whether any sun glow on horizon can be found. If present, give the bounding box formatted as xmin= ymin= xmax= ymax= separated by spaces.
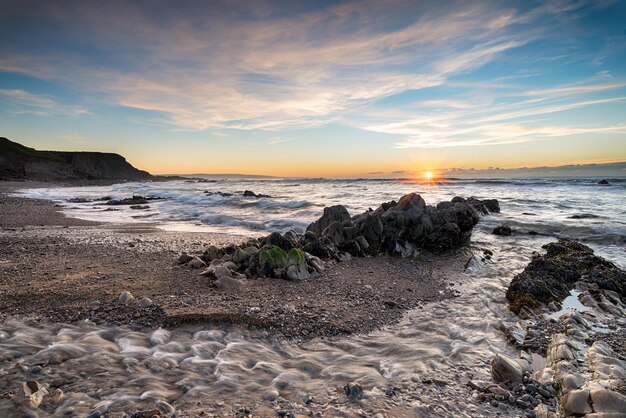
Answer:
xmin=423 ymin=170 xmax=435 ymax=180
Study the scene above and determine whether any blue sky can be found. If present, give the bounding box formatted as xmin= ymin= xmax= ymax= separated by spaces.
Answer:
xmin=0 ymin=0 xmax=625 ymax=176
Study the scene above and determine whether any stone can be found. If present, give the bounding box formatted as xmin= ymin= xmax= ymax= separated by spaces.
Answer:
xmin=563 ymin=389 xmax=591 ymax=416
xmin=264 ymin=232 xmax=295 ymax=251
xmin=136 ymin=297 xmax=153 ymax=308
xmin=506 ymin=239 xmax=626 ymax=314
xmin=213 ymin=265 xmax=233 ymax=279
xmin=188 ymin=257 xmax=206 ymax=269
xmin=51 ymin=388 xmax=64 ymax=404
xmin=156 ymin=400 xmax=175 ymax=415
xmin=493 ymin=225 xmax=512 ymax=236
xmin=202 ymin=245 xmax=222 ymax=262
xmin=119 ymin=291 xmax=134 ymax=304
xmin=344 ymin=382 xmax=363 ymax=401
xmin=176 ymin=252 xmax=193 ymax=265
xmin=491 ymin=354 xmax=528 ymax=383
xmin=257 ymin=245 xmax=288 ymax=276
xmin=589 ymin=387 xmax=626 ymax=413
xmin=214 ymin=275 xmax=244 ymax=290
xmin=306 ymin=205 xmax=351 ymax=234
xmin=262 ymin=389 xmax=280 ymax=401
xmin=18 ymin=380 xmax=48 ymax=409
xmin=285 ymin=248 xmax=310 ymax=280
xmin=597 ymin=179 xmax=610 ymax=185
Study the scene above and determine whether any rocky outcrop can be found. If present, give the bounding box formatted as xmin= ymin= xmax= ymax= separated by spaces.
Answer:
xmin=506 ymin=240 xmax=626 ymax=314
xmin=177 ymin=193 xmax=499 ymax=286
xmin=0 ymin=137 xmax=153 ymax=181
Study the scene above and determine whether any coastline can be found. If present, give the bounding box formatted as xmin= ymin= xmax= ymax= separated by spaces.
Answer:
xmin=0 ymin=181 xmax=462 ymax=341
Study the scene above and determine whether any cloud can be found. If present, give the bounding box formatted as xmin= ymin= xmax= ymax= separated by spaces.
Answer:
xmin=0 ymin=0 xmax=534 ymax=131
xmin=268 ymin=137 xmax=297 ymax=144
xmin=0 ymin=89 xmax=90 ymax=117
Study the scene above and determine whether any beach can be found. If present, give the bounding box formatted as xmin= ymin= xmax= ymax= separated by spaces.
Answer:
xmin=1 ymin=178 xmax=625 ymax=418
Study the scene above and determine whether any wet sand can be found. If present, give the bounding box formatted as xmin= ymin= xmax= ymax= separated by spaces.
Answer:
xmin=0 ymin=182 xmax=463 ymax=341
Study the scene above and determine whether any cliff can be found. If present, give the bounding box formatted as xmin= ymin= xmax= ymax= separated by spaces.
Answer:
xmin=0 ymin=137 xmax=154 ymax=181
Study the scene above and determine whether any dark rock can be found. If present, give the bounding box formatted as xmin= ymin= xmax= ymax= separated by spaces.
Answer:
xmin=205 ymin=191 xmax=234 ymax=197
xmin=67 ymin=197 xmax=92 ymax=203
xmin=568 ymin=213 xmax=600 ymax=219
xmin=263 ymin=232 xmax=295 ymax=251
xmin=306 ymin=205 xmax=351 ymax=234
xmin=107 ymin=196 xmax=150 ymax=206
xmin=506 ymin=239 xmax=626 ymax=313
xmin=344 ymin=382 xmax=363 ymax=401
xmin=243 ymin=190 xmax=271 ymax=198
xmin=300 ymin=231 xmax=337 ymax=259
xmin=493 ymin=225 xmax=512 ymax=236
xmin=130 ymin=205 xmax=150 ymax=210
xmin=597 ymin=179 xmax=610 ymax=185
xmin=128 ymin=410 xmax=161 ymax=418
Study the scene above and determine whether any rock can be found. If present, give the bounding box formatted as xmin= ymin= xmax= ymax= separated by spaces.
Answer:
xmin=491 ymin=354 xmax=529 ymax=383
xmin=323 ymin=221 xmax=345 ymax=245
xmin=214 ymin=265 xmax=233 ymax=279
xmin=129 ymin=205 xmax=150 ymax=210
xmin=232 ymin=247 xmax=257 ymax=264
xmin=106 ymin=195 xmax=151 ymax=205
xmin=256 ymin=245 xmax=288 ymax=276
xmin=18 ymin=380 xmax=48 ymax=409
xmin=214 ymin=275 xmax=244 ymax=290
xmin=119 ymin=291 xmax=134 ymax=304
xmin=343 ymin=382 xmax=363 ymax=401
xmin=202 ymin=246 xmax=223 ymax=262
xmin=262 ymin=389 xmax=280 ymax=401
xmin=129 ymin=410 xmax=162 ymax=418
xmin=563 ymin=389 xmax=591 ymax=416
xmin=589 ymin=387 xmax=626 ymax=413
xmin=155 ymin=400 xmax=175 ymax=415
xmin=50 ymin=388 xmax=64 ymax=404
xmin=493 ymin=225 xmax=512 ymax=236
xmin=285 ymin=248 xmax=311 ymax=280
xmin=506 ymin=239 xmax=626 ymax=314
xmin=300 ymin=231 xmax=336 ymax=259
xmin=263 ymin=232 xmax=295 ymax=251
xmin=306 ymin=205 xmax=351 ymax=234
xmin=176 ymin=252 xmax=193 ymax=265
xmin=243 ymin=190 xmax=271 ymax=198
xmin=597 ymin=179 xmax=610 ymax=185
xmin=569 ymin=213 xmax=600 ymax=219
xmin=136 ymin=297 xmax=153 ymax=308
xmin=188 ymin=257 xmax=206 ymax=269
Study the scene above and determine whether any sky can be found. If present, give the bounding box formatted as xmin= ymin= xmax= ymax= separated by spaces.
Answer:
xmin=0 ymin=0 xmax=625 ymax=177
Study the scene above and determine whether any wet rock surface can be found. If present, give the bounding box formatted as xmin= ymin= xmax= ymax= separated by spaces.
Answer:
xmin=506 ymin=239 xmax=626 ymax=314
xmin=177 ymin=193 xmax=498 ymax=287
xmin=501 ymin=238 xmax=626 ymax=418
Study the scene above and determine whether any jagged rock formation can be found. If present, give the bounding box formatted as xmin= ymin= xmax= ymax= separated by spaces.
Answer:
xmin=0 ymin=137 xmax=153 ymax=181
xmin=506 ymin=240 xmax=626 ymax=314
xmin=176 ymin=193 xmax=499 ymax=286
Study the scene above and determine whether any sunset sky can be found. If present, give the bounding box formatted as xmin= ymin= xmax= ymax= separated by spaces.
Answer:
xmin=1 ymin=0 xmax=625 ymax=177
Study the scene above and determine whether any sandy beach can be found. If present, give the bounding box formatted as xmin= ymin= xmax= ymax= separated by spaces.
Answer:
xmin=0 ymin=182 xmax=462 ymax=341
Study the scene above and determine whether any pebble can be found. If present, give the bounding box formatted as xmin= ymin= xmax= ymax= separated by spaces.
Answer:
xmin=119 ymin=291 xmax=134 ymax=304
xmin=262 ymin=389 xmax=279 ymax=401
xmin=136 ymin=297 xmax=153 ymax=308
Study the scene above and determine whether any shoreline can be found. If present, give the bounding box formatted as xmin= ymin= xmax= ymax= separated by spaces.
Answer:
xmin=1 ymin=181 xmax=463 ymax=341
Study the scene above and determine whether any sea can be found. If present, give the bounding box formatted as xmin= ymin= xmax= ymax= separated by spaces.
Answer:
xmin=2 ymin=176 xmax=625 ymax=416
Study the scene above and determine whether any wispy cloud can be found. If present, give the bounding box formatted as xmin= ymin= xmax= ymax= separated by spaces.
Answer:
xmin=268 ymin=137 xmax=297 ymax=145
xmin=0 ymin=1 xmax=536 ymax=131
xmin=0 ymin=89 xmax=90 ymax=117
xmin=0 ymin=0 xmax=624 ymax=153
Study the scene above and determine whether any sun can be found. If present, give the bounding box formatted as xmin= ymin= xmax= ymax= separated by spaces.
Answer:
xmin=423 ymin=170 xmax=434 ymax=180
